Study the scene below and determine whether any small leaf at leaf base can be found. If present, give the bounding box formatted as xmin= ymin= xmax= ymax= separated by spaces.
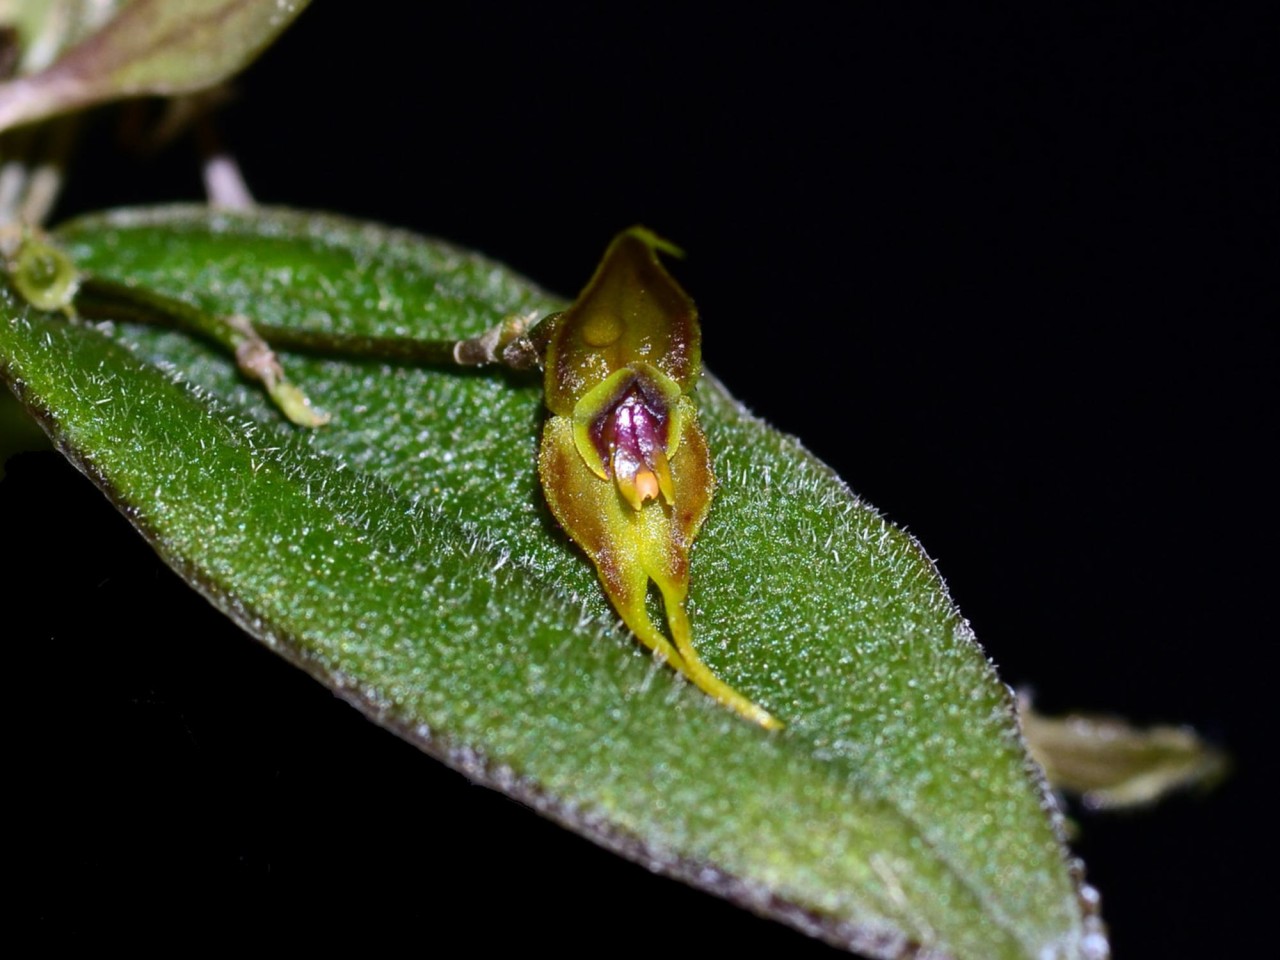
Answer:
xmin=9 ymin=234 xmax=80 ymax=313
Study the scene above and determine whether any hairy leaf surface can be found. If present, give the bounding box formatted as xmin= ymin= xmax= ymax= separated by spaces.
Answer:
xmin=0 ymin=207 xmax=1106 ymax=959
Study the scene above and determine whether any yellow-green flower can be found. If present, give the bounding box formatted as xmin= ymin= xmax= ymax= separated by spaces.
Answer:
xmin=538 ymin=228 xmax=779 ymax=729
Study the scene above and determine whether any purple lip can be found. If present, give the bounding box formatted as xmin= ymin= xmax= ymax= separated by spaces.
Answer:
xmin=589 ymin=374 xmax=672 ymax=505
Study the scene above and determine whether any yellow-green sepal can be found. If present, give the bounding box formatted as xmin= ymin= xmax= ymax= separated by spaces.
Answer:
xmin=543 ymin=226 xmax=701 ymax=416
xmin=540 ymin=407 xmax=775 ymax=727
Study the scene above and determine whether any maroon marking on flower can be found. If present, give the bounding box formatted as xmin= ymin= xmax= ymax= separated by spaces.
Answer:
xmin=589 ymin=376 xmax=673 ymax=506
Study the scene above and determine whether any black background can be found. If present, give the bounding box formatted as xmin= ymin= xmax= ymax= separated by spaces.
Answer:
xmin=7 ymin=3 xmax=1273 ymax=954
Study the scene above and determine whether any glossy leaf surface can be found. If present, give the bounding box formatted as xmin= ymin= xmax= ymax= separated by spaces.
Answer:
xmin=0 ymin=207 xmax=1105 ymax=959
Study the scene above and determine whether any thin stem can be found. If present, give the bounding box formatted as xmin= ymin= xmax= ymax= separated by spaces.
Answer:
xmin=0 ymin=114 xmax=79 ymax=231
xmin=78 ymin=276 xmax=330 ymax=426
xmin=195 ymin=111 xmax=254 ymax=210
xmin=251 ymin=309 xmax=552 ymax=372
xmin=229 ymin=324 xmax=464 ymax=366
xmin=20 ymin=114 xmax=77 ymax=226
xmin=0 ymin=125 xmax=36 ymax=228
xmin=78 ymin=276 xmax=548 ymax=369
xmin=74 ymin=276 xmax=553 ymax=425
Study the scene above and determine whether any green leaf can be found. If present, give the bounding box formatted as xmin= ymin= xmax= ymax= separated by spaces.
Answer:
xmin=0 ymin=207 xmax=1107 ymax=960
xmin=0 ymin=0 xmax=310 ymax=132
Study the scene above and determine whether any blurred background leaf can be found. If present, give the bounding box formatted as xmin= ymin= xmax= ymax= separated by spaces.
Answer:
xmin=0 ymin=0 xmax=310 ymax=131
